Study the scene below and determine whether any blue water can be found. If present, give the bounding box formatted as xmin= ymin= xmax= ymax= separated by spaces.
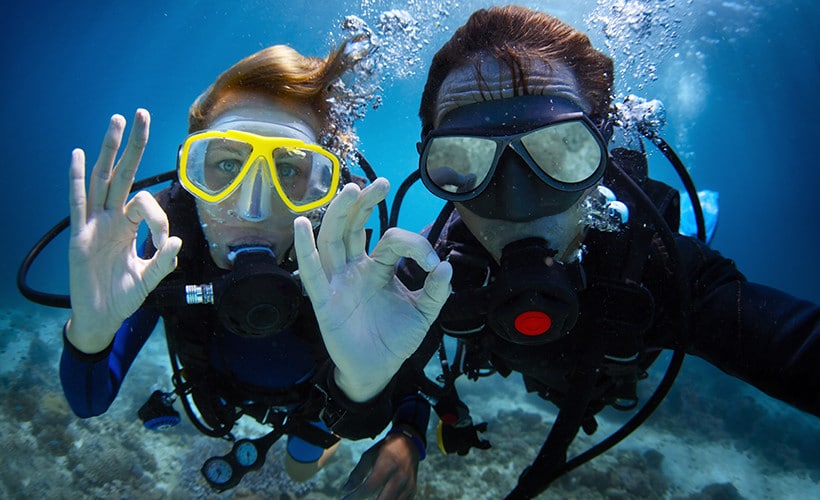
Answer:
xmin=2 ymin=0 xmax=818 ymax=497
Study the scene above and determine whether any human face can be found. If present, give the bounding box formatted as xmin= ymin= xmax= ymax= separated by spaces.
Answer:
xmin=193 ymin=91 xmax=326 ymax=269
xmin=433 ymin=55 xmax=598 ymax=263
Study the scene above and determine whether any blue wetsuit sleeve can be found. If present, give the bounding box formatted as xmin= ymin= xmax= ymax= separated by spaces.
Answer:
xmin=676 ymin=236 xmax=820 ymax=416
xmin=60 ymin=306 xmax=160 ymax=417
xmin=286 ymin=420 xmax=330 ymax=464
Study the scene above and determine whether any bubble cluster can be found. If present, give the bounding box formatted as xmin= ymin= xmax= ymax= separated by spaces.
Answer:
xmin=581 ymin=185 xmax=629 ymax=234
xmin=586 ymin=0 xmax=691 ymax=93
xmin=613 ymin=94 xmax=667 ymax=137
xmin=321 ymin=0 xmax=456 ymax=170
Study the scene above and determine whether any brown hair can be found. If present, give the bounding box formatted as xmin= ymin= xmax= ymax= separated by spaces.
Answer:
xmin=419 ymin=5 xmax=614 ymax=135
xmin=188 ymin=44 xmax=351 ymax=136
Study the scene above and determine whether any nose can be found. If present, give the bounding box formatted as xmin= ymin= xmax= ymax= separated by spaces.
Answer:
xmin=462 ymin=147 xmax=585 ymax=221
xmin=491 ymin=148 xmax=545 ymax=220
xmin=236 ymin=157 xmax=274 ymax=221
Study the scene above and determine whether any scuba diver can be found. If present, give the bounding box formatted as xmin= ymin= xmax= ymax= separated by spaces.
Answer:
xmin=382 ymin=6 xmax=820 ymax=499
xmin=47 ymin=41 xmax=451 ymax=494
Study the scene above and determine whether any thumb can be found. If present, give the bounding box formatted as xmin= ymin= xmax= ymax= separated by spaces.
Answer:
xmin=143 ymin=236 xmax=181 ymax=291
xmin=342 ymin=441 xmax=381 ymax=495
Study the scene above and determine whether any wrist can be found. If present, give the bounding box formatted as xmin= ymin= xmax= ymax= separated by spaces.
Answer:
xmin=65 ymin=317 xmax=116 ymax=354
xmin=387 ymin=423 xmax=426 ymax=461
xmin=312 ymin=363 xmax=395 ymax=438
xmin=62 ymin=322 xmax=114 ymax=363
xmin=333 ymin=366 xmax=388 ymax=403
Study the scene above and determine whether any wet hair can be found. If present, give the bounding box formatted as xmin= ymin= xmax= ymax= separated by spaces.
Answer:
xmin=188 ymin=44 xmax=351 ymax=136
xmin=419 ymin=5 xmax=614 ymax=135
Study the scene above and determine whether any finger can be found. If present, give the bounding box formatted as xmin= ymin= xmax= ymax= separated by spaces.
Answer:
xmin=125 ymin=192 xmax=180 ymax=292
xmin=317 ymin=183 xmax=359 ymax=274
xmin=414 ymin=261 xmax=453 ymax=325
xmin=293 ymin=216 xmax=330 ymax=306
xmin=143 ymin=235 xmax=182 ymax=291
xmin=370 ymin=228 xmax=442 ymax=272
xmin=366 ymin=229 xmax=442 ymax=290
xmin=124 ymin=191 xmax=168 ymax=248
xmin=88 ymin=114 xmax=126 ymax=212
xmin=342 ymin=444 xmax=380 ymax=498
xmin=344 ymin=177 xmax=389 ymax=259
xmin=106 ymin=109 xmax=150 ymax=210
xmin=377 ymin=475 xmax=411 ymax=500
xmin=69 ymin=149 xmax=88 ymax=236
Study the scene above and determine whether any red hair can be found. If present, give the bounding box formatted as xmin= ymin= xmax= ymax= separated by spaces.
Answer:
xmin=188 ymin=44 xmax=350 ymax=136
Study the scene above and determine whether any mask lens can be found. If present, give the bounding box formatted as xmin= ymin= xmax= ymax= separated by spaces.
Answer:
xmin=273 ymin=147 xmax=335 ymax=207
xmin=184 ymin=137 xmax=253 ymax=197
xmin=425 ymin=136 xmax=497 ymax=194
xmin=520 ymin=121 xmax=603 ymax=184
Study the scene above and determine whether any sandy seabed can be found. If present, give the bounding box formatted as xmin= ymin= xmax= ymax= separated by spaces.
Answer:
xmin=1 ymin=307 xmax=818 ymax=499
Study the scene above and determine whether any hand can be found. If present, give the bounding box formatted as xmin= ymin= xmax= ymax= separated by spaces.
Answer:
xmin=66 ymin=109 xmax=181 ymax=353
xmin=293 ymin=178 xmax=452 ymax=402
xmin=342 ymin=433 xmax=421 ymax=499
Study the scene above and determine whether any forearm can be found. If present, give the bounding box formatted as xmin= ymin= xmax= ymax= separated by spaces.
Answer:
xmin=689 ymin=280 xmax=820 ymax=416
xmin=60 ymin=307 xmax=159 ymax=417
xmin=60 ymin=327 xmax=120 ymax=417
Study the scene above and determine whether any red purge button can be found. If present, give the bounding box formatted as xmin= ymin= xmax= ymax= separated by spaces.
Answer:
xmin=514 ymin=311 xmax=552 ymax=336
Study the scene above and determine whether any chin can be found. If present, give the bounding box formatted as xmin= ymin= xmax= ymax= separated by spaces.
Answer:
xmin=458 ymin=205 xmax=584 ymax=263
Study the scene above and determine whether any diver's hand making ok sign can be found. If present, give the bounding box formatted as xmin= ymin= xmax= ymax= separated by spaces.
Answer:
xmin=293 ymin=178 xmax=452 ymax=402
xmin=66 ymin=110 xmax=181 ymax=354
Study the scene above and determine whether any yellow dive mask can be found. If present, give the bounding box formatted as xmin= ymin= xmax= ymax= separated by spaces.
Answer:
xmin=178 ymin=129 xmax=340 ymax=213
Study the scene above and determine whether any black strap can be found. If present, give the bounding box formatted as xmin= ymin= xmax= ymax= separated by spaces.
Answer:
xmin=506 ymin=334 xmax=606 ymax=499
xmin=286 ymin=418 xmax=340 ymax=449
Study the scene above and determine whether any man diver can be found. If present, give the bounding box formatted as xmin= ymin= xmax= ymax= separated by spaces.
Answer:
xmin=370 ymin=5 xmax=819 ymax=499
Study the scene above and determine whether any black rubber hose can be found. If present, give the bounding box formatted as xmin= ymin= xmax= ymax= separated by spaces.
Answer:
xmin=17 ymin=170 xmax=177 ymax=308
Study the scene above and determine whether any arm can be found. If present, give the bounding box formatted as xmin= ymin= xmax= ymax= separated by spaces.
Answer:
xmin=293 ymin=179 xmax=450 ymax=496
xmin=61 ymin=109 xmax=180 ymax=415
xmin=60 ymin=306 xmax=160 ymax=417
xmin=678 ymin=236 xmax=820 ymax=416
xmin=66 ymin=109 xmax=180 ymax=353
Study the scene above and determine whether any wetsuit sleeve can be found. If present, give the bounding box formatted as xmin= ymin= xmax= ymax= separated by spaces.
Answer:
xmin=677 ymin=236 xmax=820 ymax=416
xmin=387 ymin=394 xmax=431 ymax=459
xmin=311 ymin=360 xmax=395 ymax=439
xmin=313 ymin=354 xmax=434 ymax=442
xmin=60 ymin=306 xmax=160 ymax=417
xmin=286 ymin=420 xmax=330 ymax=463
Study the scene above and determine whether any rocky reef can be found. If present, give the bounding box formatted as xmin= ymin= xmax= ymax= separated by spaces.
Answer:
xmin=1 ymin=309 xmax=818 ymax=498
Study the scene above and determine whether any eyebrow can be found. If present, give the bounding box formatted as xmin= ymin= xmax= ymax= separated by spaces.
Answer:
xmin=208 ymin=140 xmax=252 ymax=154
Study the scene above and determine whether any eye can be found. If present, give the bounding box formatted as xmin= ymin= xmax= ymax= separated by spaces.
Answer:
xmin=215 ymin=158 xmax=243 ymax=175
xmin=278 ymin=164 xmax=300 ymax=179
xmin=274 ymin=147 xmax=309 ymax=180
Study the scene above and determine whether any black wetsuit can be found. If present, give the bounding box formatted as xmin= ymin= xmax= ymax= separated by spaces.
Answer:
xmin=397 ymin=168 xmax=819 ymax=482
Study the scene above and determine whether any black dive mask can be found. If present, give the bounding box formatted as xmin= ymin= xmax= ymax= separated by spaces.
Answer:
xmin=419 ymin=96 xmax=609 ymax=221
xmin=440 ymin=237 xmax=585 ymax=345
xmin=148 ymin=246 xmax=303 ymax=337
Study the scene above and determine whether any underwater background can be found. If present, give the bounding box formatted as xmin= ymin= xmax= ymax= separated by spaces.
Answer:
xmin=1 ymin=0 xmax=818 ymax=498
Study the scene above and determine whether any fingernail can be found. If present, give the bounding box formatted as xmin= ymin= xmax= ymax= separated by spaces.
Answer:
xmin=426 ymin=251 xmax=440 ymax=269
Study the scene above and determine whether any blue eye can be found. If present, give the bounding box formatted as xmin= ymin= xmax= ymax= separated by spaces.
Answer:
xmin=216 ymin=159 xmax=243 ymax=175
xmin=279 ymin=164 xmax=299 ymax=179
